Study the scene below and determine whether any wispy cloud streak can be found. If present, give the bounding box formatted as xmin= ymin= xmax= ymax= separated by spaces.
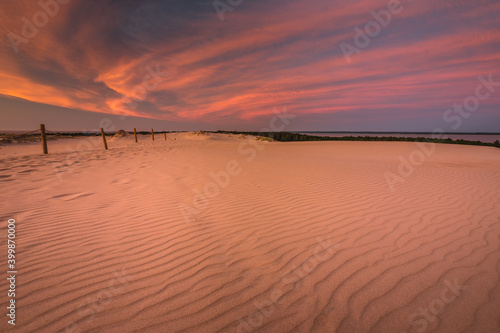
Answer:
xmin=1 ymin=0 xmax=499 ymax=130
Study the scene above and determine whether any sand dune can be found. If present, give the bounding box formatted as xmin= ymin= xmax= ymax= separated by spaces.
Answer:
xmin=1 ymin=133 xmax=499 ymax=332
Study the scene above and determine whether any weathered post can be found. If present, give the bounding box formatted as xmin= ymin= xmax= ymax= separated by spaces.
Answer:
xmin=100 ymin=128 xmax=108 ymax=150
xmin=164 ymin=133 xmax=167 ymax=141
xmin=151 ymin=128 xmax=154 ymax=141
xmin=133 ymin=128 xmax=138 ymax=142
xmin=40 ymin=124 xmax=48 ymax=154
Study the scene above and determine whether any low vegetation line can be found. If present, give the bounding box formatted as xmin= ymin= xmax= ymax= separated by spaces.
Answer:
xmin=216 ymin=131 xmax=500 ymax=148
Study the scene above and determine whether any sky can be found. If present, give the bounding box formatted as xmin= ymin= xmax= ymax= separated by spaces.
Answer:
xmin=0 ymin=0 xmax=499 ymax=132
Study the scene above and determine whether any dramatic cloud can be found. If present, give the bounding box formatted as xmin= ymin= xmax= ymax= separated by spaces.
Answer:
xmin=1 ymin=0 xmax=499 ymax=131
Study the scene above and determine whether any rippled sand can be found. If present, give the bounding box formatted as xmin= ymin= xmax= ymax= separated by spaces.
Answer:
xmin=1 ymin=133 xmax=499 ymax=332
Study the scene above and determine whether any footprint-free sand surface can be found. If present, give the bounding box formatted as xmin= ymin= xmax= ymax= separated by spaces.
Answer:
xmin=1 ymin=133 xmax=499 ymax=333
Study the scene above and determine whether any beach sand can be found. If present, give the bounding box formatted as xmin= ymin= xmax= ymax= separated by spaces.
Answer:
xmin=1 ymin=132 xmax=499 ymax=332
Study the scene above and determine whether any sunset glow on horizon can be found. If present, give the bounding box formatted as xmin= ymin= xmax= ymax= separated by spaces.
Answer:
xmin=1 ymin=0 xmax=499 ymax=131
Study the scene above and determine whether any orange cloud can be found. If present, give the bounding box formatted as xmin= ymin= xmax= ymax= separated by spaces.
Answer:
xmin=0 ymin=0 xmax=499 ymax=130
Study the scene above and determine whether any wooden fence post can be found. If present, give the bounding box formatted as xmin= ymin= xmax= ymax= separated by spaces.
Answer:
xmin=133 ymin=128 xmax=138 ymax=142
xmin=40 ymin=124 xmax=48 ymax=154
xmin=151 ymin=128 xmax=154 ymax=141
xmin=164 ymin=133 xmax=166 ymax=141
xmin=100 ymin=128 xmax=108 ymax=150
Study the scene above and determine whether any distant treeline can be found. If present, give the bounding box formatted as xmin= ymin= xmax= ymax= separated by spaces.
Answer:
xmin=29 ymin=131 xmax=175 ymax=136
xmin=216 ymin=131 xmax=500 ymax=148
xmin=0 ymin=130 xmax=176 ymax=144
xmin=3 ymin=130 xmax=499 ymax=149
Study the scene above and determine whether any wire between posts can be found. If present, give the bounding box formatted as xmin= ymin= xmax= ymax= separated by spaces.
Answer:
xmin=8 ymin=129 xmax=40 ymax=136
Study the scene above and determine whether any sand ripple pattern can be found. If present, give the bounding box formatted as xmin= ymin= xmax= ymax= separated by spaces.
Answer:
xmin=1 ymin=138 xmax=499 ymax=333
